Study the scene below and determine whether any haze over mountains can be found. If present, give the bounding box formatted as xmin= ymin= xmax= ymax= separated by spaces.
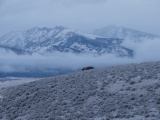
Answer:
xmin=0 ymin=26 xmax=133 ymax=57
xmin=0 ymin=25 xmax=160 ymax=78
xmin=93 ymin=25 xmax=160 ymax=42
xmin=0 ymin=25 xmax=159 ymax=57
xmin=0 ymin=1 xmax=159 ymax=119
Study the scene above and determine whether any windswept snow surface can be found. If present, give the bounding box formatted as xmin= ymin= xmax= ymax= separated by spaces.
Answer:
xmin=1 ymin=61 xmax=160 ymax=119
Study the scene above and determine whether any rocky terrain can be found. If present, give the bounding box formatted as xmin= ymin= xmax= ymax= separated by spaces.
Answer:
xmin=1 ymin=61 xmax=160 ymax=120
xmin=0 ymin=26 xmax=132 ymax=57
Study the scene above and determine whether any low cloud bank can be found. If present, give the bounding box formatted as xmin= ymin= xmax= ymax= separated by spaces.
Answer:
xmin=0 ymin=51 xmax=129 ymax=73
xmin=122 ymin=38 xmax=160 ymax=61
xmin=0 ymin=38 xmax=160 ymax=74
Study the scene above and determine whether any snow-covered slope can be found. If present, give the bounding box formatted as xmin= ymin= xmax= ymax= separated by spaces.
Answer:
xmin=1 ymin=61 xmax=160 ymax=120
xmin=0 ymin=45 xmax=25 ymax=54
xmin=0 ymin=26 xmax=133 ymax=57
xmin=93 ymin=25 xmax=160 ymax=42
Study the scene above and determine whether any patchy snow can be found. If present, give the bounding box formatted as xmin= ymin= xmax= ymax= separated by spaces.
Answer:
xmin=75 ymin=30 xmax=105 ymax=40
xmin=0 ymin=78 xmax=40 ymax=99
xmin=93 ymin=25 xmax=160 ymax=42
xmin=0 ymin=26 xmax=132 ymax=57
xmin=0 ymin=78 xmax=39 ymax=89
xmin=1 ymin=56 xmax=160 ymax=120
xmin=113 ymin=115 xmax=145 ymax=120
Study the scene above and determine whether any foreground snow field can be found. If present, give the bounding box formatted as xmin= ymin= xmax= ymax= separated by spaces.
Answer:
xmin=1 ymin=61 xmax=160 ymax=120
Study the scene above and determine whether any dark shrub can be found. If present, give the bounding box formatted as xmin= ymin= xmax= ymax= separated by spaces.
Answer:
xmin=82 ymin=66 xmax=94 ymax=71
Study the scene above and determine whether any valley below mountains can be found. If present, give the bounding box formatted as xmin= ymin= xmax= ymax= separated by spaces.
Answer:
xmin=1 ymin=26 xmax=160 ymax=120
xmin=1 ymin=61 xmax=160 ymax=120
xmin=0 ymin=25 xmax=160 ymax=78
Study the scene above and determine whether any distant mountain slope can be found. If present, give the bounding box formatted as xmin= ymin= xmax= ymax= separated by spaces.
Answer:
xmin=1 ymin=61 xmax=160 ymax=120
xmin=0 ymin=45 xmax=25 ymax=54
xmin=0 ymin=26 xmax=133 ymax=57
xmin=93 ymin=25 xmax=160 ymax=42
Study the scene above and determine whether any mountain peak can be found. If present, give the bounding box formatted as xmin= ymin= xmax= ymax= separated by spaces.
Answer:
xmin=0 ymin=26 xmax=132 ymax=57
xmin=93 ymin=25 xmax=159 ymax=41
xmin=26 ymin=26 xmax=54 ymax=33
xmin=104 ymin=24 xmax=119 ymax=29
xmin=27 ymin=26 xmax=41 ymax=31
xmin=54 ymin=26 xmax=68 ymax=31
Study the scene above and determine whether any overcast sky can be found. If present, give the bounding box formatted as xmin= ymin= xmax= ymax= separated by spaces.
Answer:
xmin=0 ymin=0 xmax=160 ymax=37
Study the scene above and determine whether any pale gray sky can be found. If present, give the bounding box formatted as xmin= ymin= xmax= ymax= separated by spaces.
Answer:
xmin=0 ymin=0 xmax=160 ymax=37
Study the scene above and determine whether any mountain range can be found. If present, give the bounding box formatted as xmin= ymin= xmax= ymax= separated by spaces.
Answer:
xmin=0 ymin=25 xmax=159 ymax=58
xmin=93 ymin=25 xmax=160 ymax=42
xmin=0 ymin=25 xmax=159 ymax=77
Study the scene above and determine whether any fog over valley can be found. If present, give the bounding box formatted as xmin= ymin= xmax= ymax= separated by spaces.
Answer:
xmin=0 ymin=37 xmax=160 ymax=77
xmin=1 ymin=1 xmax=160 ymax=120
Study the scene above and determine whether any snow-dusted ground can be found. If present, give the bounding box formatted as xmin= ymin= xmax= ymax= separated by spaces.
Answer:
xmin=1 ymin=61 xmax=160 ymax=120
xmin=0 ymin=78 xmax=40 ymax=99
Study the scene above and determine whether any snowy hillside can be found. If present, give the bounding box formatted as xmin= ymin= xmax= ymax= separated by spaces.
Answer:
xmin=1 ymin=61 xmax=160 ymax=120
xmin=0 ymin=45 xmax=25 ymax=54
xmin=93 ymin=25 xmax=160 ymax=42
xmin=0 ymin=26 xmax=133 ymax=57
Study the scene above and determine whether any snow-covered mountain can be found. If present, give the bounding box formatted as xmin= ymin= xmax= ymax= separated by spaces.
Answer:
xmin=93 ymin=25 xmax=160 ymax=42
xmin=0 ymin=45 xmax=25 ymax=54
xmin=0 ymin=26 xmax=133 ymax=57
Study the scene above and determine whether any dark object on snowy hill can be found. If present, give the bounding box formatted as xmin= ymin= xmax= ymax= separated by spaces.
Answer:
xmin=82 ymin=66 xmax=94 ymax=71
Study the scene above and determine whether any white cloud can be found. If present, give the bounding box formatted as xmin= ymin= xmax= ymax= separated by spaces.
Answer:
xmin=121 ymin=38 xmax=160 ymax=62
xmin=0 ymin=0 xmax=160 ymax=74
xmin=1 ymin=38 xmax=160 ymax=73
